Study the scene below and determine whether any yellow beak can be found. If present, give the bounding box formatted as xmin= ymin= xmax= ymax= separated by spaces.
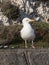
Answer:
xmin=29 ymin=19 xmax=35 ymax=22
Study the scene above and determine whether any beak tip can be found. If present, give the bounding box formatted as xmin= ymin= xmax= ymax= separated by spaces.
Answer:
xmin=29 ymin=19 xmax=35 ymax=22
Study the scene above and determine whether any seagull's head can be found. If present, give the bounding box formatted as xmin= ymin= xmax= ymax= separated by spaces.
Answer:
xmin=22 ymin=17 xmax=35 ymax=24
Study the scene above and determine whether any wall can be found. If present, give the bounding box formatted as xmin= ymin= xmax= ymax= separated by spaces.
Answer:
xmin=0 ymin=49 xmax=49 ymax=65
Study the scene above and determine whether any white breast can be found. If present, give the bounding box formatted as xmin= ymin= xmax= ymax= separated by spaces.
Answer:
xmin=20 ymin=22 xmax=35 ymax=41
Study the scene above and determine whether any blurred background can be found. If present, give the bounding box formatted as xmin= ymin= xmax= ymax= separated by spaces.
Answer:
xmin=0 ymin=0 xmax=49 ymax=48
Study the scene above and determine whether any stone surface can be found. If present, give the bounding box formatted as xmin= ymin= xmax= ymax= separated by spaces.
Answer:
xmin=0 ymin=0 xmax=49 ymax=23
xmin=0 ymin=11 xmax=10 ymax=26
xmin=11 ymin=0 xmax=49 ymax=22
xmin=0 ymin=49 xmax=49 ymax=65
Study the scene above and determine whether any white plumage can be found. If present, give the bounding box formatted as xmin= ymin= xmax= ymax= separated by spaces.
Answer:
xmin=20 ymin=17 xmax=35 ymax=48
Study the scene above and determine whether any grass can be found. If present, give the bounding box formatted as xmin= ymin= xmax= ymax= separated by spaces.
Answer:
xmin=34 ymin=41 xmax=49 ymax=48
xmin=9 ymin=42 xmax=25 ymax=48
xmin=9 ymin=41 xmax=49 ymax=48
xmin=0 ymin=22 xmax=49 ymax=48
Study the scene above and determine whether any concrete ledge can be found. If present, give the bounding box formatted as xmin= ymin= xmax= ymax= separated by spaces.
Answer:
xmin=0 ymin=48 xmax=49 ymax=65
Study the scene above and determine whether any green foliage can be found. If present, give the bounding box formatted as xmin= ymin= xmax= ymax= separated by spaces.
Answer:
xmin=1 ymin=2 xmax=20 ymax=21
xmin=32 ymin=22 xmax=49 ymax=41
xmin=32 ymin=22 xmax=49 ymax=29
xmin=0 ymin=22 xmax=49 ymax=48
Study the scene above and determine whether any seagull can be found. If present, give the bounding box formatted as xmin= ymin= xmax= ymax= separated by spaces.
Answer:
xmin=20 ymin=17 xmax=35 ymax=48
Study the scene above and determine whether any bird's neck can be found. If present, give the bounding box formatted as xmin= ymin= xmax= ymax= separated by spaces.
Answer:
xmin=23 ymin=22 xmax=32 ymax=28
